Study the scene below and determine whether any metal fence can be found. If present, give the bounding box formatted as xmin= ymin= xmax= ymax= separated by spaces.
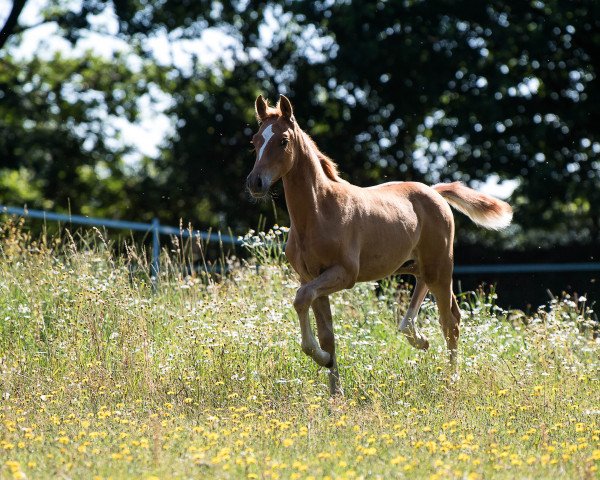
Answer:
xmin=2 ymin=205 xmax=600 ymax=278
xmin=0 ymin=205 xmax=238 ymax=280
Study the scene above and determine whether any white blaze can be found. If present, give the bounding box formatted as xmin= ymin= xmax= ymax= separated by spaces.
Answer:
xmin=258 ymin=124 xmax=274 ymax=161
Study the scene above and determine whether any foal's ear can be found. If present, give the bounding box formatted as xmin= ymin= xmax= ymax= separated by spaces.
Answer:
xmin=255 ymin=95 xmax=268 ymax=123
xmin=279 ymin=95 xmax=295 ymax=122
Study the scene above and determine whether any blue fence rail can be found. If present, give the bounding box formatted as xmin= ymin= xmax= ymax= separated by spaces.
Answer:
xmin=2 ymin=205 xmax=600 ymax=280
xmin=0 ymin=205 xmax=239 ymax=283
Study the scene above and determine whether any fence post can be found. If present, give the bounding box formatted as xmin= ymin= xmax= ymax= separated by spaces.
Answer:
xmin=151 ymin=217 xmax=160 ymax=291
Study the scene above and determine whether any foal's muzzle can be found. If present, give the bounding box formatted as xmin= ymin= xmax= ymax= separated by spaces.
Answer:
xmin=246 ymin=173 xmax=270 ymax=198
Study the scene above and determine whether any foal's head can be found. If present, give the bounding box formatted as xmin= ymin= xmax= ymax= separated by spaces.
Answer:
xmin=246 ymin=95 xmax=297 ymax=198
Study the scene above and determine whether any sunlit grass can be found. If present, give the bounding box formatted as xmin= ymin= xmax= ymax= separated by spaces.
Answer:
xmin=0 ymin=220 xmax=598 ymax=479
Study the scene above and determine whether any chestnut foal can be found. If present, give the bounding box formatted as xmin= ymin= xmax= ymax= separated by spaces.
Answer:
xmin=246 ymin=95 xmax=512 ymax=395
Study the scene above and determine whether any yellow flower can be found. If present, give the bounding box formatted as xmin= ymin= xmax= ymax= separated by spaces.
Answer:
xmin=5 ymin=461 xmax=20 ymax=472
xmin=292 ymin=461 xmax=307 ymax=472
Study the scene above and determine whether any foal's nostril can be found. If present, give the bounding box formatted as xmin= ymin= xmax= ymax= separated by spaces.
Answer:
xmin=246 ymin=173 xmax=265 ymax=194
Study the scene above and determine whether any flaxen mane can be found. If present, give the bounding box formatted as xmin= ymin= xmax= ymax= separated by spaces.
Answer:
xmin=300 ymin=130 xmax=341 ymax=182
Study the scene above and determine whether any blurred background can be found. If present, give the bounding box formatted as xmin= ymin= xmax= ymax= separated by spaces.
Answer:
xmin=0 ymin=0 xmax=598 ymax=307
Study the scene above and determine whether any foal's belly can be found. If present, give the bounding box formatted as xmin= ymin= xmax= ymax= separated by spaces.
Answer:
xmin=355 ymin=229 xmax=416 ymax=282
xmin=355 ymin=197 xmax=420 ymax=281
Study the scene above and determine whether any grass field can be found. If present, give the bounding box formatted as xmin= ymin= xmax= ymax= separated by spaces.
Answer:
xmin=0 ymin=222 xmax=599 ymax=479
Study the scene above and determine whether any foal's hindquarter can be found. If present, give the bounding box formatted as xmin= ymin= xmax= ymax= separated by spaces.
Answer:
xmin=284 ymin=138 xmax=461 ymax=394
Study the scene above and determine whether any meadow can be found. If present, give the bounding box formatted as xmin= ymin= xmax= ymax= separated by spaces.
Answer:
xmin=0 ymin=222 xmax=598 ymax=479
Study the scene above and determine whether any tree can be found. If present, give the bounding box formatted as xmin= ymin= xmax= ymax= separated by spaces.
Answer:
xmin=0 ymin=0 xmax=27 ymax=50
xmin=286 ymin=0 xmax=600 ymax=246
xmin=0 ymin=51 xmax=153 ymax=218
xmin=1 ymin=0 xmax=598 ymax=248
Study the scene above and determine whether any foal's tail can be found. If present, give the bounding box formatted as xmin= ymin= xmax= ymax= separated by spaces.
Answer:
xmin=432 ymin=182 xmax=513 ymax=230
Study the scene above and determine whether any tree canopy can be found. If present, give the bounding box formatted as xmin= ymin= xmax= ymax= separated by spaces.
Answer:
xmin=1 ymin=0 xmax=598 ymax=247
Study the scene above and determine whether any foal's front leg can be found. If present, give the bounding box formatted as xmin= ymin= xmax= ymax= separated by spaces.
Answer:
xmin=312 ymin=296 xmax=342 ymax=395
xmin=293 ymin=265 xmax=354 ymax=372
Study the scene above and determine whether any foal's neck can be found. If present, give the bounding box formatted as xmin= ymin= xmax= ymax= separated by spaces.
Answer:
xmin=282 ymin=129 xmax=333 ymax=231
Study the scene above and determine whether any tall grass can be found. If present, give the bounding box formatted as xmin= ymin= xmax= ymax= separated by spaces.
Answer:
xmin=0 ymin=220 xmax=598 ymax=479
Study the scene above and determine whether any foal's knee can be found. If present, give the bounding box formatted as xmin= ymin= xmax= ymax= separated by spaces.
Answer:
xmin=293 ymin=286 xmax=314 ymax=312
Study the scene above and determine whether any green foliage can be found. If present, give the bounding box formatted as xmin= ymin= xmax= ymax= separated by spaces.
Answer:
xmin=1 ymin=0 xmax=599 ymax=246
xmin=0 ymin=51 xmax=154 ymax=217
xmin=286 ymin=0 xmax=600 ymax=245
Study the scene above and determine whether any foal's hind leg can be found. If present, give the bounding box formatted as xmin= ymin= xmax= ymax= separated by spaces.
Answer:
xmin=398 ymin=280 xmax=430 ymax=350
xmin=312 ymin=296 xmax=342 ymax=395
xmin=429 ymin=278 xmax=461 ymax=368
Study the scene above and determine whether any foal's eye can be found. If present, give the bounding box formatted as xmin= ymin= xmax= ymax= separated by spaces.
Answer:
xmin=281 ymin=138 xmax=289 ymax=147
